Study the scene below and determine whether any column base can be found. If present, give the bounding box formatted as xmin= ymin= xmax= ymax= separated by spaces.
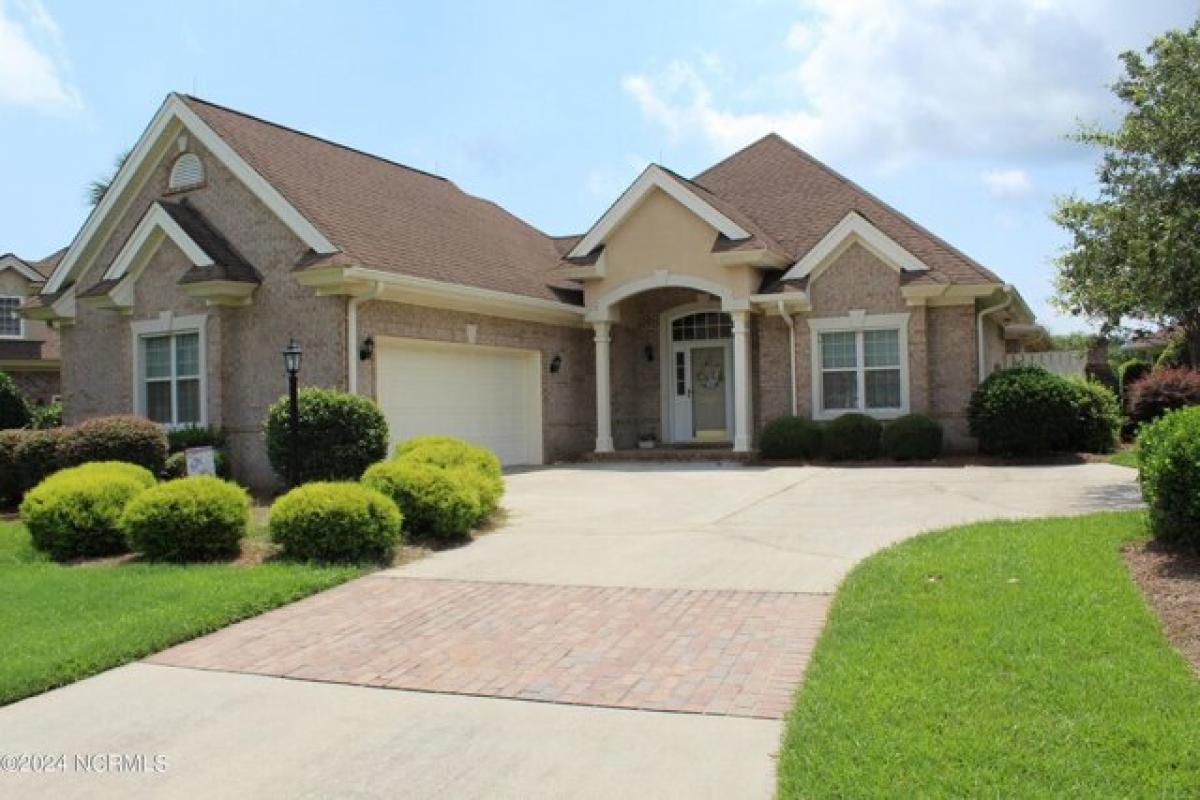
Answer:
xmin=595 ymin=436 xmax=615 ymax=454
xmin=733 ymin=436 xmax=752 ymax=453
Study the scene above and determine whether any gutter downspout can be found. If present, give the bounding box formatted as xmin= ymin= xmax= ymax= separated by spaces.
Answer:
xmin=778 ymin=300 xmax=798 ymax=415
xmin=976 ymin=284 xmax=1014 ymax=383
xmin=347 ymin=282 xmax=384 ymax=394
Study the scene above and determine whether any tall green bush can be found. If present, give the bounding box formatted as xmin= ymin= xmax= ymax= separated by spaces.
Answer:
xmin=0 ymin=372 xmax=30 ymax=430
xmin=1137 ymin=406 xmax=1200 ymax=545
xmin=881 ymin=415 xmax=944 ymax=461
xmin=363 ymin=460 xmax=482 ymax=540
xmin=264 ymin=388 xmax=388 ymax=486
xmin=968 ymin=366 xmax=1118 ymax=455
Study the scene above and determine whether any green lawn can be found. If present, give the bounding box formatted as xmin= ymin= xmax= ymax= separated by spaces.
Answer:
xmin=1109 ymin=448 xmax=1139 ymax=468
xmin=778 ymin=512 xmax=1200 ymax=798
xmin=0 ymin=521 xmax=360 ymax=706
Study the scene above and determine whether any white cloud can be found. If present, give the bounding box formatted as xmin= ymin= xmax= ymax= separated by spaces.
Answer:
xmin=622 ymin=0 xmax=1195 ymax=166
xmin=0 ymin=0 xmax=82 ymax=114
xmin=982 ymin=168 xmax=1034 ymax=199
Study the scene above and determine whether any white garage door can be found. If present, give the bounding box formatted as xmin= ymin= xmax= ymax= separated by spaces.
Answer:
xmin=375 ymin=337 xmax=543 ymax=466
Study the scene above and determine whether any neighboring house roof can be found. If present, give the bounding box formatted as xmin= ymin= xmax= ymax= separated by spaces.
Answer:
xmin=692 ymin=133 xmax=1002 ymax=286
xmin=29 ymin=248 xmax=66 ymax=278
xmin=0 ymin=253 xmax=49 ymax=282
xmin=180 ymin=96 xmax=575 ymax=304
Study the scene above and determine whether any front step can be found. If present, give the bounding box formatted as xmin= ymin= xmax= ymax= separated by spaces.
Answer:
xmin=581 ymin=447 xmax=756 ymax=464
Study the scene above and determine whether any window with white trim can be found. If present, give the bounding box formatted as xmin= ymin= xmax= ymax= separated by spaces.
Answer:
xmin=0 ymin=296 xmax=23 ymax=337
xmin=140 ymin=331 xmax=202 ymax=426
xmin=818 ymin=328 xmax=903 ymax=413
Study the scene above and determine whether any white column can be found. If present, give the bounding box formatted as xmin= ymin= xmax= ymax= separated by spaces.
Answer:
xmin=731 ymin=310 xmax=752 ymax=452
xmin=593 ymin=321 xmax=615 ymax=453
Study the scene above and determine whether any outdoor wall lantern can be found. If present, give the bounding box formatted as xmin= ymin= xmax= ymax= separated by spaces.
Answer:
xmin=359 ymin=335 xmax=375 ymax=361
xmin=549 ymin=354 xmax=563 ymax=374
xmin=282 ymin=337 xmax=303 ymax=485
xmin=644 ymin=344 xmax=655 ymax=362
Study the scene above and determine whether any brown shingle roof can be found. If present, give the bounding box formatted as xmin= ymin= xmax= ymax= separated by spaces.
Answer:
xmin=161 ymin=199 xmax=260 ymax=285
xmin=30 ymin=248 xmax=66 ymax=278
xmin=693 ymin=134 xmax=1001 ymax=286
xmin=181 ymin=95 xmax=576 ymax=304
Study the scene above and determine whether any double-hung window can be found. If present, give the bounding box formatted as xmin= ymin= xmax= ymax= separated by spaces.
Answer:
xmin=811 ymin=313 xmax=908 ymax=418
xmin=133 ymin=314 xmax=206 ymax=427
xmin=0 ymin=296 xmax=23 ymax=338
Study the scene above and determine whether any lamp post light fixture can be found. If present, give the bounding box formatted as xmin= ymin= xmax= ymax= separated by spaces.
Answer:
xmin=282 ymin=337 xmax=303 ymax=484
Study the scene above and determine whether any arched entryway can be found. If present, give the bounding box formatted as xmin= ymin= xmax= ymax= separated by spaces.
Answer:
xmin=659 ymin=304 xmax=734 ymax=443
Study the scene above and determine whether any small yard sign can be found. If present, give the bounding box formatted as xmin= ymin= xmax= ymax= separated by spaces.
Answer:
xmin=185 ymin=446 xmax=217 ymax=477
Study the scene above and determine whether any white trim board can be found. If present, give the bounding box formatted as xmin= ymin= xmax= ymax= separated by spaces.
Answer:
xmin=0 ymin=255 xmax=46 ymax=283
xmin=568 ymin=165 xmax=750 ymax=259
xmin=45 ymin=93 xmax=335 ymax=296
xmin=105 ymin=203 xmax=214 ymax=281
xmin=784 ymin=211 xmax=929 ymax=283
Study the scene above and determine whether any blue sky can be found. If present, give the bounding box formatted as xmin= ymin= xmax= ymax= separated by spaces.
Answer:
xmin=1 ymin=0 xmax=1196 ymax=332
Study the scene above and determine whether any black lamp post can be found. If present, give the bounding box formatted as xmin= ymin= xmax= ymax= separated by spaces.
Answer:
xmin=282 ymin=337 xmax=302 ymax=484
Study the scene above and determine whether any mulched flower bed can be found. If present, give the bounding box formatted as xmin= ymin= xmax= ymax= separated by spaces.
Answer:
xmin=1124 ymin=539 xmax=1200 ymax=673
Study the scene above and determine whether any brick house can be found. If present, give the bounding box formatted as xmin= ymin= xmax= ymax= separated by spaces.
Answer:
xmin=0 ymin=250 xmax=63 ymax=403
xmin=26 ymin=94 xmax=1040 ymax=488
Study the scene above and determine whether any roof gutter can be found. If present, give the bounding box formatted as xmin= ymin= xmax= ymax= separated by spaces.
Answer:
xmin=977 ymin=284 xmax=1015 ymax=383
xmin=348 ymin=282 xmax=384 ymax=394
xmin=778 ymin=300 xmax=798 ymax=415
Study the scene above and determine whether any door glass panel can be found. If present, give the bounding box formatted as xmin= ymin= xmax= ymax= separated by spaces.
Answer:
xmin=691 ymin=345 xmax=726 ymax=433
xmin=675 ymin=351 xmax=686 ymax=396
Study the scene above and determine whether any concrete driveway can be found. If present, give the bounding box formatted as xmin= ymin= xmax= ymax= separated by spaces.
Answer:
xmin=0 ymin=462 xmax=1139 ymax=799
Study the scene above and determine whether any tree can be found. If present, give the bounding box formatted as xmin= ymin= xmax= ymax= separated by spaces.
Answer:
xmin=1052 ymin=17 xmax=1200 ymax=367
xmin=85 ymin=149 xmax=131 ymax=207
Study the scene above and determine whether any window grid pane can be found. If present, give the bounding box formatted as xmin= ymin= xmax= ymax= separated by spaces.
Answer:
xmin=176 ymin=379 xmax=201 ymax=424
xmin=820 ymin=332 xmax=857 ymax=369
xmin=863 ymin=329 xmax=900 ymax=368
xmin=865 ymin=369 xmax=902 ymax=409
xmin=671 ymin=313 xmax=732 ymax=342
xmin=146 ymin=381 xmax=173 ymax=423
xmin=0 ymin=297 xmax=20 ymax=336
xmin=175 ymin=333 xmax=200 ymax=377
xmin=143 ymin=336 xmax=172 ymax=379
xmin=822 ymin=371 xmax=858 ymax=410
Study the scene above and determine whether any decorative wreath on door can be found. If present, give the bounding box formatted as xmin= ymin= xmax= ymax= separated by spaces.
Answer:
xmin=698 ymin=361 xmax=724 ymax=390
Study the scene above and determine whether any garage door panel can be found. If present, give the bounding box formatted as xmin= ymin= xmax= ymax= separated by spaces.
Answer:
xmin=376 ymin=338 xmax=542 ymax=466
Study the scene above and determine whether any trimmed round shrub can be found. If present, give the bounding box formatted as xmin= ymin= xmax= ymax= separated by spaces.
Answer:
xmin=20 ymin=461 xmax=156 ymax=561
xmin=1065 ymin=378 xmax=1120 ymax=454
xmin=12 ymin=427 xmax=67 ymax=495
xmin=395 ymin=438 xmax=503 ymax=515
xmin=881 ymin=415 xmax=943 ymax=461
xmin=394 ymin=435 xmax=474 ymax=458
xmin=1126 ymin=368 xmax=1200 ymax=428
xmin=0 ymin=372 xmax=30 ymax=430
xmin=759 ymin=416 xmax=823 ymax=460
xmin=265 ymin=389 xmax=388 ymax=486
xmin=59 ymin=415 xmax=168 ymax=475
xmin=1137 ymin=406 xmax=1200 ymax=545
xmin=121 ymin=476 xmax=249 ymax=561
xmin=968 ymin=366 xmax=1077 ymax=455
xmin=161 ymin=449 xmax=231 ymax=480
xmin=823 ymin=413 xmax=882 ymax=461
xmin=363 ymin=460 xmax=482 ymax=540
xmin=269 ymin=481 xmax=402 ymax=563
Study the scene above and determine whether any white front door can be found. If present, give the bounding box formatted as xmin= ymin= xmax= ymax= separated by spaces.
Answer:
xmin=670 ymin=341 xmax=732 ymax=442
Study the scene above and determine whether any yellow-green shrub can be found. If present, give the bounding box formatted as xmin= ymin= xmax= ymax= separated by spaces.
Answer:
xmin=269 ymin=482 xmax=402 ymax=563
xmin=20 ymin=462 xmax=155 ymax=561
xmin=394 ymin=437 xmax=503 ymax=515
xmin=362 ymin=460 xmax=481 ymax=540
xmin=120 ymin=476 xmax=249 ymax=562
